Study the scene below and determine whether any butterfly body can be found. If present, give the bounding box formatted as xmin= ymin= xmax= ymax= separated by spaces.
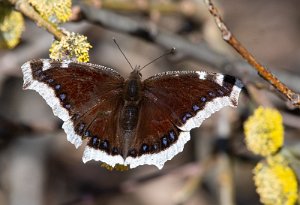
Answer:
xmin=119 ymin=69 xmax=143 ymax=157
xmin=22 ymin=59 xmax=243 ymax=169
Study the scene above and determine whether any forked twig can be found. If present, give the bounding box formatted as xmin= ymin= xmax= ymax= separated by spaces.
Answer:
xmin=204 ymin=0 xmax=300 ymax=108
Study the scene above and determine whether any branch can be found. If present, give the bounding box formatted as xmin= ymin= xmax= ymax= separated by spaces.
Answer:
xmin=4 ymin=2 xmax=300 ymax=109
xmin=77 ymin=5 xmax=300 ymax=95
xmin=99 ymin=0 xmax=207 ymax=22
xmin=204 ymin=0 xmax=300 ymax=108
xmin=79 ymin=5 xmax=230 ymax=69
xmin=9 ymin=0 xmax=64 ymax=40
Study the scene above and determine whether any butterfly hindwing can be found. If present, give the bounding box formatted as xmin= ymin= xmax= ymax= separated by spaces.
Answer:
xmin=124 ymin=97 xmax=190 ymax=169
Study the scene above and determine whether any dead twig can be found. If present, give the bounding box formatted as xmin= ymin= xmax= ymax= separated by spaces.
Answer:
xmin=204 ymin=0 xmax=300 ymax=108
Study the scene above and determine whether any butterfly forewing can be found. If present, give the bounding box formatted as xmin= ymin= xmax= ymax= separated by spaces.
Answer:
xmin=143 ymin=71 xmax=242 ymax=131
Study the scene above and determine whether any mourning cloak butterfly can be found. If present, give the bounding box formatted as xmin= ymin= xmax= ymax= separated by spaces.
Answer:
xmin=21 ymin=59 xmax=242 ymax=169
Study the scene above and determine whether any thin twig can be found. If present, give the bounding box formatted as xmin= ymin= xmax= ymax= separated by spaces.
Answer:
xmin=100 ymin=0 xmax=202 ymax=18
xmin=204 ymin=0 xmax=300 ymax=108
xmin=79 ymin=5 xmax=230 ymax=68
xmin=9 ymin=0 xmax=64 ymax=40
xmin=77 ymin=5 xmax=300 ymax=94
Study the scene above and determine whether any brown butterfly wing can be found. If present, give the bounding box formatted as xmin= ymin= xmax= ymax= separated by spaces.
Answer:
xmin=22 ymin=59 xmax=125 ymax=166
xmin=126 ymin=71 xmax=242 ymax=169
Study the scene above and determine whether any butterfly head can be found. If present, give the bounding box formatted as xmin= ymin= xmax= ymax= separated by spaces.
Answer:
xmin=130 ymin=66 xmax=143 ymax=79
xmin=113 ymin=38 xmax=174 ymax=79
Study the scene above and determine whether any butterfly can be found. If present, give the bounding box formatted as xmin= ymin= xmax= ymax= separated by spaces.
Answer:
xmin=21 ymin=57 xmax=242 ymax=169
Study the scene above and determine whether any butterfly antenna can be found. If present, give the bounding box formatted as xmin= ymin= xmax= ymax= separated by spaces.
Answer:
xmin=139 ymin=48 xmax=176 ymax=71
xmin=113 ymin=38 xmax=134 ymax=70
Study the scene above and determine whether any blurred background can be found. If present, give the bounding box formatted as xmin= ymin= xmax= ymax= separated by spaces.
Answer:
xmin=0 ymin=0 xmax=300 ymax=204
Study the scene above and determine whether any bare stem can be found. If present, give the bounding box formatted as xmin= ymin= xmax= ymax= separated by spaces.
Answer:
xmin=204 ymin=0 xmax=300 ymax=108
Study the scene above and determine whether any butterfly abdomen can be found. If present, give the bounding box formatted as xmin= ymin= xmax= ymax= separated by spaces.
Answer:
xmin=121 ymin=105 xmax=139 ymax=131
